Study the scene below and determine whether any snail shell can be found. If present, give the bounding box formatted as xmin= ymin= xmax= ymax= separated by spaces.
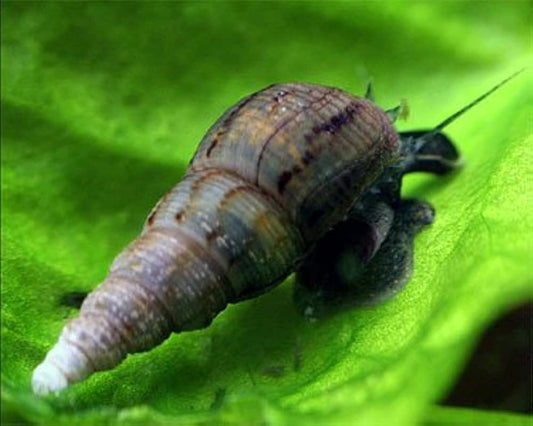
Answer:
xmin=32 ymin=83 xmax=399 ymax=395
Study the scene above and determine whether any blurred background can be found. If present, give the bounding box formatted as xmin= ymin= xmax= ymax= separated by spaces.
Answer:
xmin=2 ymin=2 xmax=531 ymax=425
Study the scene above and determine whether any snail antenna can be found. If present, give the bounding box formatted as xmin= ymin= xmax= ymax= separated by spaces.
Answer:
xmin=432 ymin=69 xmax=525 ymax=133
xmin=365 ymin=80 xmax=375 ymax=102
xmin=401 ymin=69 xmax=525 ymax=174
xmin=386 ymin=99 xmax=409 ymax=123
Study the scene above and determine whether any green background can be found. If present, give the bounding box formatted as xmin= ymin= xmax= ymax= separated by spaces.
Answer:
xmin=2 ymin=2 xmax=531 ymax=425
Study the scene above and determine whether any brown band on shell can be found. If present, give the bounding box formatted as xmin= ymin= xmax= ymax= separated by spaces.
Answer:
xmin=149 ymin=225 xmax=237 ymax=303
xmin=205 ymin=90 xmax=262 ymax=158
xmin=254 ymin=88 xmax=335 ymax=185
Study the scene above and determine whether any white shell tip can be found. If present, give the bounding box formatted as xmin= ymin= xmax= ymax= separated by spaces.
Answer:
xmin=31 ymin=361 xmax=68 ymax=396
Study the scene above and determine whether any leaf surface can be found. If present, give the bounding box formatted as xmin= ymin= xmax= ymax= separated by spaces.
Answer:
xmin=2 ymin=2 xmax=531 ymax=425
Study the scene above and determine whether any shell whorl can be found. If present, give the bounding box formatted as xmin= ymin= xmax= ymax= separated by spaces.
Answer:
xmin=33 ymin=82 xmax=399 ymax=395
xmin=32 ymin=169 xmax=304 ymax=394
xmin=191 ymin=83 xmax=399 ymax=241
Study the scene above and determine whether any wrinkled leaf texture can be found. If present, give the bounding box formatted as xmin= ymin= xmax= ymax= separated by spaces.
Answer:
xmin=1 ymin=2 xmax=531 ymax=425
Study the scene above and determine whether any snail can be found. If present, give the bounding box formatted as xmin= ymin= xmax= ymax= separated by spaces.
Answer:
xmin=32 ymin=72 xmax=521 ymax=396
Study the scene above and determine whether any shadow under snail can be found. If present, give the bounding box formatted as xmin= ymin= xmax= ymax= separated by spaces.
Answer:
xmin=32 ymin=72 xmax=521 ymax=395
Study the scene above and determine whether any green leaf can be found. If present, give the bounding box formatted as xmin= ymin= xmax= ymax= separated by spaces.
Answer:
xmin=2 ymin=2 xmax=531 ymax=425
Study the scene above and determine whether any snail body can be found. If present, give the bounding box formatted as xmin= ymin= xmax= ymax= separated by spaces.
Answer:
xmin=32 ymin=76 xmax=518 ymax=395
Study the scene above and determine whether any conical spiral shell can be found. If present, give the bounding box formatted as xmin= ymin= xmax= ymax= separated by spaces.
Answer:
xmin=32 ymin=82 xmax=399 ymax=395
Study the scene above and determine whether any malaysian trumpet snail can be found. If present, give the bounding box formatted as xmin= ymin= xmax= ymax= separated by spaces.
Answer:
xmin=32 ymin=72 xmax=520 ymax=395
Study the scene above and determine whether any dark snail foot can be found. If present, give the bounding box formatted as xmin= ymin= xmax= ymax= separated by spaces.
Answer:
xmin=399 ymin=130 xmax=462 ymax=175
xmin=294 ymin=199 xmax=434 ymax=320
